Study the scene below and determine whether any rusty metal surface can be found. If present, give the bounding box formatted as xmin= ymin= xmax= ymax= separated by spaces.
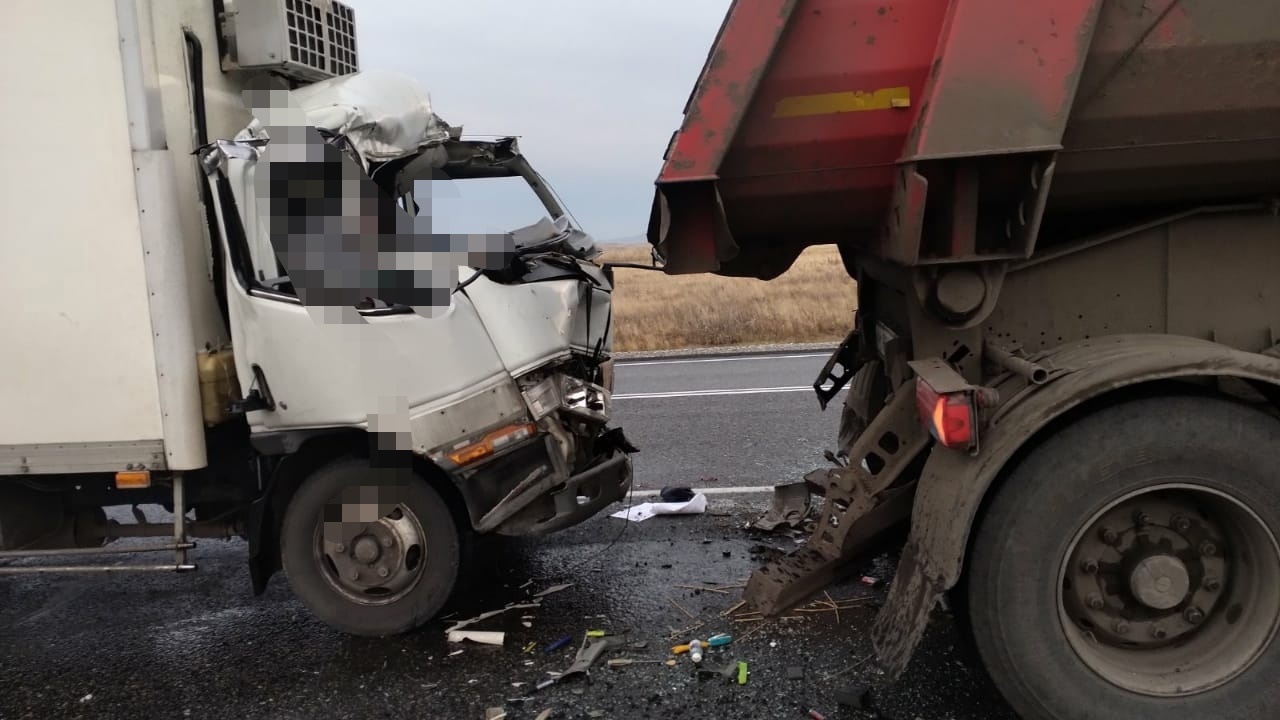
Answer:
xmin=1053 ymin=1 xmax=1280 ymax=212
xmin=985 ymin=208 xmax=1280 ymax=356
xmin=657 ymin=0 xmax=800 ymax=184
xmin=869 ymin=334 xmax=1280 ymax=677
xmin=903 ymin=0 xmax=1104 ymax=160
xmin=649 ymin=0 xmax=1280 ymax=278
xmin=743 ymin=386 xmax=928 ymax=615
xmin=650 ymin=0 xmax=949 ymax=275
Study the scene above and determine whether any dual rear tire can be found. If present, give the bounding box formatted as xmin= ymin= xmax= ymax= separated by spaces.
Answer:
xmin=967 ymin=396 xmax=1280 ymax=720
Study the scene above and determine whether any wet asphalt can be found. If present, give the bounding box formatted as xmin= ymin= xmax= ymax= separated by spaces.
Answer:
xmin=0 ymin=501 xmax=1016 ymax=720
xmin=0 ymin=354 xmax=1018 ymax=719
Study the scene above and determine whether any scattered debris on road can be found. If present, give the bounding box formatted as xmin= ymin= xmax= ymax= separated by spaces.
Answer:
xmin=446 ymin=601 xmax=542 ymax=634
xmin=834 ymin=683 xmax=872 ymax=710
xmin=448 ymin=630 xmax=505 ymax=646
xmin=751 ymin=482 xmax=812 ymax=531
xmin=606 ymin=658 xmax=667 ymax=667
xmin=533 ymin=584 xmax=574 ymax=599
xmin=544 ymin=635 xmax=574 ymax=654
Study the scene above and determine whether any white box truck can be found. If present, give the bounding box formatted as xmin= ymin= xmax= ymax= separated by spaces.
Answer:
xmin=0 ymin=0 xmax=633 ymax=636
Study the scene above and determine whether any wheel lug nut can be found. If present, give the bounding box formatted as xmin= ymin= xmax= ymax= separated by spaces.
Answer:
xmin=377 ymin=566 xmax=389 ymax=578
xmin=1080 ymin=559 xmax=1099 ymax=574
xmin=1184 ymin=607 xmax=1205 ymax=625
xmin=1172 ymin=515 xmax=1191 ymax=534
xmin=335 ymin=543 xmax=345 ymax=553
xmin=381 ymin=537 xmax=393 ymax=548
xmin=1099 ymin=527 xmax=1119 ymax=545
xmin=1113 ymin=620 xmax=1130 ymax=635
xmin=1204 ymin=578 xmax=1222 ymax=592
xmin=1199 ymin=541 xmax=1218 ymax=557
xmin=1087 ymin=593 xmax=1105 ymax=610
xmin=1134 ymin=511 xmax=1151 ymax=527
xmin=1151 ymin=626 xmax=1168 ymax=640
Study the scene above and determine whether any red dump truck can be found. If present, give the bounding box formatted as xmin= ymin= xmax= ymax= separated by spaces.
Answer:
xmin=648 ymin=2 xmax=1280 ymax=718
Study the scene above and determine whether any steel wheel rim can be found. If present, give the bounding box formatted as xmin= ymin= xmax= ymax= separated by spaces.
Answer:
xmin=1057 ymin=481 xmax=1280 ymax=697
xmin=313 ymin=497 xmax=427 ymax=606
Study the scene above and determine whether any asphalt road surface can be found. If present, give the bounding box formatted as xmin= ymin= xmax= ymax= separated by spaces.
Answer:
xmin=613 ymin=352 xmax=844 ymax=491
xmin=0 ymin=352 xmax=1018 ymax=720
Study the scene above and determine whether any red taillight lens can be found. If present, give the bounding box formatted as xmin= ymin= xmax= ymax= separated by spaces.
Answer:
xmin=916 ymin=378 xmax=975 ymax=449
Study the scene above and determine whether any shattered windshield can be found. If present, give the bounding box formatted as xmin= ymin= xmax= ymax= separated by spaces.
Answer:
xmin=417 ymin=177 xmax=563 ymax=249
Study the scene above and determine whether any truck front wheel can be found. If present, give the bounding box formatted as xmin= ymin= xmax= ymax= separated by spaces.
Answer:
xmin=280 ymin=458 xmax=461 ymax=636
xmin=967 ymin=395 xmax=1280 ymax=720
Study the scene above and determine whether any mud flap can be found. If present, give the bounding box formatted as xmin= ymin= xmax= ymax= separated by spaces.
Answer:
xmin=869 ymin=539 xmax=950 ymax=678
xmin=868 ymin=439 xmax=988 ymax=677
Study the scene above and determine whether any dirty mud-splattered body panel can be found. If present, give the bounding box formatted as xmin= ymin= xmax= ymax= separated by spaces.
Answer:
xmin=650 ymin=0 xmax=1280 ymax=276
xmin=646 ymin=0 xmax=1280 ymax=690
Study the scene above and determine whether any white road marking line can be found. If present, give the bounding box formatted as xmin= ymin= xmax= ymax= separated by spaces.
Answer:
xmin=629 ymin=486 xmax=778 ymax=497
xmin=613 ymin=385 xmax=818 ymax=400
xmin=616 ymin=352 xmax=830 ymax=368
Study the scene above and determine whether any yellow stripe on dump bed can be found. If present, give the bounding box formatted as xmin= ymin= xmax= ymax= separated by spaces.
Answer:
xmin=773 ymin=86 xmax=911 ymax=118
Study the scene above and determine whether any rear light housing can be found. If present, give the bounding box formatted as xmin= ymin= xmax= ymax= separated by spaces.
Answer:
xmin=915 ymin=377 xmax=978 ymax=451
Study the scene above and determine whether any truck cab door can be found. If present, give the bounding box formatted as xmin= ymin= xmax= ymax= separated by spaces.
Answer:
xmin=198 ymin=145 xmax=509 ymax=438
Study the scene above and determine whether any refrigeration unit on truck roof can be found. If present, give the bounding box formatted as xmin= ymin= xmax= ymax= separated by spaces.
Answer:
xmin=220 ymin=0 xmax=358 ymax=81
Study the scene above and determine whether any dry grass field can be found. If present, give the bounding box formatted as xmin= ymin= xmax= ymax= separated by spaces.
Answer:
xmin=600 ymin=243 xmax=857 ymax=352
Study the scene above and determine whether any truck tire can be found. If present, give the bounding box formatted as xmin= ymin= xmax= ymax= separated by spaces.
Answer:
xmin=966 ymin=395 xmax=1280 ymax=720
xmin=280 ymin=457 xmax=460 ymax=636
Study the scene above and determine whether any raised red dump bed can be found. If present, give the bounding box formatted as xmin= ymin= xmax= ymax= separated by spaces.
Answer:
xmin=648 ymin=0 xmax=1280 ymax=278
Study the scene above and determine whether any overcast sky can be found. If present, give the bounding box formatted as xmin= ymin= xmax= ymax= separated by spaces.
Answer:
xmin=349 ymin=1 xmax=732 ymax=242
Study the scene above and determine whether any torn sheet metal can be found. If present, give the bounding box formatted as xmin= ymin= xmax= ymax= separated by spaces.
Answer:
xmin=237 ymin=69 xmax=452 ymax=168
xmin=752 ymin=482 xmax=812 ymax=531
xmin=445 ymin=601 xmax=541 ymax=634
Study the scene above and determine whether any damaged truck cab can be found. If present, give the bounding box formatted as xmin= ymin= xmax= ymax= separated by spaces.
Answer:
xmin=651 ymin=2 xmax=1280 ymax=719
xmin=1 ymin=0 xmax=630 ymax=637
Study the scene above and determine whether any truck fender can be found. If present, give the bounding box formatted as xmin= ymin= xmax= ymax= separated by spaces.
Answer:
xmin=869 ymin=334 xmax=1280 ymax=677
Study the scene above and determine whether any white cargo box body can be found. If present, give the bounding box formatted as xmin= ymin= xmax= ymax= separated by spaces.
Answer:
xmin=0 ymin=1 xmax=241 ymax=475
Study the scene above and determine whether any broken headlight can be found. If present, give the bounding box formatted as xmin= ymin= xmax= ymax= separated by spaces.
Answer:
xmin=561 ymin=376 xmax=610 ymax=424
xmin=521 ymin=375 xmax=561 ymax=421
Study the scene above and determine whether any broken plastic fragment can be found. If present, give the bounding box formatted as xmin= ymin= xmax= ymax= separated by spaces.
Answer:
xmin=448 ymin=630 xmax=504 ymax=646
xmin=533 ymin=583 xmax=574 ymax=598
xmin=544 ymin=635 xmax=574 ymax=654
xmin=446 ymin=602 xmax=541 ymax=634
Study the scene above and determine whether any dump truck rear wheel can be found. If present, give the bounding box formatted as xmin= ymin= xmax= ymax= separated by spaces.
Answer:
xmin=967 ymin=395 xmax=1280 ymax=720
xmin=280 ymin=457 xmax=460 ymax=636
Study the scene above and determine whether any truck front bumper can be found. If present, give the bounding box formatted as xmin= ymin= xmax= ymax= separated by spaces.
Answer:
xmin=461 ymin=432 xmax=634 ymax=537
xmin=518 ymin=448 xmax=632 ymax=536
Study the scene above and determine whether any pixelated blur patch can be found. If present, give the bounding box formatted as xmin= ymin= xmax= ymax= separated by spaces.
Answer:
xmin=239 ymin=75 xmax=514 ymax=316
xmin=320 ymin=477 xmax=412 ymax=544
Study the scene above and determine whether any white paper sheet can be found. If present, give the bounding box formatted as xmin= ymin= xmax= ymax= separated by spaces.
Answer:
xmin=609 ymin=493 xmax=708 ymax=522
